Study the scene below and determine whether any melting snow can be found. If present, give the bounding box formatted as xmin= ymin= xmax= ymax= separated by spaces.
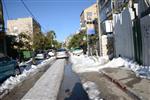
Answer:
xmin=70 ymin=54 xmax=109 ymax=73
xmin=0 ymin=57 xmax=55 ymax=95
xmin=83 ymin=81 xmax=103 ymax=100
xmin=71 ymin=55 xmax=150 ymax=79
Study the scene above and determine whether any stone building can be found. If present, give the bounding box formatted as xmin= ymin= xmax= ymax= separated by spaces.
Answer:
xmin=80 ymin=3 xmax=99 ymax=55
xmin=7 ymin=17 xmax=41 ymax=39
xmin=80 ymin=3 xmax=98 ymax=32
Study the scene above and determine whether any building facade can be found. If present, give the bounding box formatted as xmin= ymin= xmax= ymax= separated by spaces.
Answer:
xmin=7 ymin=17 xmax=41 ymax=38
xmin=80 ymin=3 xmax=99 ymax=55
xmin=97 ymin=0 xmax=114 ymax=57
xmin=80 ymin=3 xmax=98 ymax=32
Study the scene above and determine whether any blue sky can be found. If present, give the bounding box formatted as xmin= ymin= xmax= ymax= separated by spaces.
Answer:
xmin=3 ymin=0 xmax=96 ymax=42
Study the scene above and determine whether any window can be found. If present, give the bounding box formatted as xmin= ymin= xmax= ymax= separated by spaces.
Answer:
xmin=13 ymin=26 xmax=18 ymax=33
xmin=87 ymin=12 xmax=92 ymax=20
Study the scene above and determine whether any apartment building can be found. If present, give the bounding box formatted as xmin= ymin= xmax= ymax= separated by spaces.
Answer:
xmin=80 ymin=3 xmax=99 ymax=55
xmin=7 ymin=17 xmax=41 ymax=38
xmin=80 ymin=3 xmax=98 ymax=33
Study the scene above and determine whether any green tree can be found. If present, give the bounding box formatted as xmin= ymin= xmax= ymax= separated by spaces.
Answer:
xmin=44 ymin=30 xmax=57 ymax=49
xmin=68 ymin=32 xmax=87 ymax=50
xmin=12 ymin=32 xmax=32 ymax=51
xmin=33 ymin=32 xmax=45 ymax=50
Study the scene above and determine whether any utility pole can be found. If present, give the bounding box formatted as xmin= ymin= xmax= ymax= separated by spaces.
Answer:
xmin=97 ymin=0 xmax=102 ymax=56
xmin=0 ymin=0 xmax=6 ymax=55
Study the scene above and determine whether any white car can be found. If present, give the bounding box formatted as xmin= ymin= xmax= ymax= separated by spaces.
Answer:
xmin=56 ymin=49 xmax=69 ymax=59
xmin=72 ymin=48 xmax=83 ymax=56
xmin=48 ymin=51 xmax=55 ymax=57
xmin=35 ymin=54 xmax=45 ymax=60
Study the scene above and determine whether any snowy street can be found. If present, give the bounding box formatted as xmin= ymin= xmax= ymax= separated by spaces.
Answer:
xmin=0 ymin=54 xmax=150 ymax=100
xmin=1 ymin=0 xmax=150 ymax=100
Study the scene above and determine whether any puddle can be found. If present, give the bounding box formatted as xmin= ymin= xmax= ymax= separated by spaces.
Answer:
xmin=58 ymin=60 xmax=89 ymax=100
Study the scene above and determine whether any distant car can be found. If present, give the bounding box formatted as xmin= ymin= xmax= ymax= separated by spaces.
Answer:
xmin=35 ymin=53 xmax=46 ymax=60
xmin=0 ymin=56 xmax=19 ymax=82
xmin=48 ymin=51 xmax=55 ymax=57
xmin=56 ymin=49 xmax=69 ymax=59
xmin=72 ymin=48 xmax=83 ymax=56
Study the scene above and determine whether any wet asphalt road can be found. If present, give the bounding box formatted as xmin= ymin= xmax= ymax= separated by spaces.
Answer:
xmin=58 ymin=60 xmax=89 ymax=100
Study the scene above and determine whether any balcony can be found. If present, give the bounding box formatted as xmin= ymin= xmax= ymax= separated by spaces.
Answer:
xmin=99 ymin=0 xmax=112 ymax=22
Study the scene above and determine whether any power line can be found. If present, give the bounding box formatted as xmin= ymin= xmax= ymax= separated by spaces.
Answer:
xmin=20 ymin=0 xmax=47 ymax=32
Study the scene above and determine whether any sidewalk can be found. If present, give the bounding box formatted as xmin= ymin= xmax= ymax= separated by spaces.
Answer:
xmin=102 ymin=68 xmax=150 ymax=100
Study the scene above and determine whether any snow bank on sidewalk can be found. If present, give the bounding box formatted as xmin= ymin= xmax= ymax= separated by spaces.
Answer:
xmin=19 ymin=58 xmax=32 ymax=66
xmin=70 ymin=55 xmax=109 ymax=73
xmin=83 ymin=81 xmax=103 ymax=100
xmin=103 ymin=57 xmax=150 ymax=79
xmin=0 ymin=57 xmax=55 ymax=95
xmin=98 ymin=57 xmax=150 ymax=79
xmin=71 ymin=54 xmax=150 ymax=79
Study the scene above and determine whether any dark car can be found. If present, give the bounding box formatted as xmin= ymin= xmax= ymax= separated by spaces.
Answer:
xmin=0 ymin=56 xmax=19 ymax=82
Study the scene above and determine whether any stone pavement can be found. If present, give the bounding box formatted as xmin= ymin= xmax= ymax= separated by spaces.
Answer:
xmin=102 ymin=68 xmax=150 ymax=100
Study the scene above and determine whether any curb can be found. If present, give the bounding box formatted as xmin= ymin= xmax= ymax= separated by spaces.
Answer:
xmin=99 ymin=71 xmax=142 ymax=100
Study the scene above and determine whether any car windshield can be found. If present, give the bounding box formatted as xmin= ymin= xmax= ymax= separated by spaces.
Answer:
xmin=75 ymin=48 xmax=81 ymax=50
xmin=57 ymin=49 xmax=66 ymax=52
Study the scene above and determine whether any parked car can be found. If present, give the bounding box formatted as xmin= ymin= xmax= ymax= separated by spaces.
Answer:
xmin=0 ymin=55 xmax=19 ymax=82
xmin=56 ymin=48 xmax=69 ymax=59
xmin=48 ymin=50 xmax=55 ymax=57
xmin=35 ymin=53 xmax=46 ymax=60
xmin=72 ymin=48 xmax=83 ymax=56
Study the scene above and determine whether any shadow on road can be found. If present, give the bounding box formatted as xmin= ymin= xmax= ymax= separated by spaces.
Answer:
xmin=64 ymin=82 xmax=89 ymax=100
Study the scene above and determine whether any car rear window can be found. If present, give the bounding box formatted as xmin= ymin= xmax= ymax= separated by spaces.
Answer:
xmin=57 ymin=49 xmax=66 ymax=52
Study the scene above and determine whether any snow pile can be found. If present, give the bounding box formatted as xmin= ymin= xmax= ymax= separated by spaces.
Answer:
xmin=83 ymin=81 xmax=103 ymax=100
xmin=71 ymin=54 xmax=150 ymax=79
xmin=100 ymin=57 xmax=150 ymax=79
xmin=100 ymin=57 xmax=126 ymax=68
xmin=0 ymin=57 xmax=55 ymax=95
xmin=19 ymin=58 xmax=32 ymax=66
xmin=70 ymin=55 xmax=109 ymax=73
